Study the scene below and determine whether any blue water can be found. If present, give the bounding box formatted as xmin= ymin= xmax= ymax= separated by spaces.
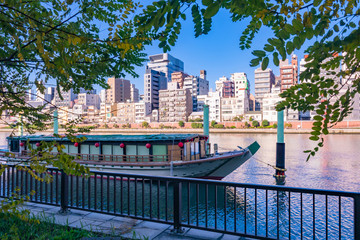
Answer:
xmin=1 ymin=132 xmax=359 ymax=239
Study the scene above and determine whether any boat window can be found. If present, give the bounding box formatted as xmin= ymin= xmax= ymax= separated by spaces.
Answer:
xmin=89 ymin=145 xmax=99 ymax=155
xmin=102 ymin=145 xmax=112 ymax=155
xmin=138 ymin=145 xmax=150 ymax=162
xmin=81 ymin=144 xmax=89 ymax=154
xmin=126 ymin=145 xmax=137 ymax=162
xmin=152 ymin=145 xmax=167 ymax=162
xmin=112 ymin=146 xmax=123 ymax=157
xmin=190 ymin=142 xmax=195 ymax=155
xmin=69 ymin=145 xmax=78 ymax=154
xmin=195 ymin=142 xmax=199 ymax=155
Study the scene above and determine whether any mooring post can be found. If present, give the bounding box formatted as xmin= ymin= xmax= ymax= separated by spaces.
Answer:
xmin=275 ymin=110 xmax=285 ymax=177
xmin=172 ymin=181 xmax=183 ymax=233
xmin=54 ymin=110 xmax=58 ymax=135
xmin=203 ymin=105 xmax=210 ymax=154
xmin=59 ymin=170 xmax=69 ymax=214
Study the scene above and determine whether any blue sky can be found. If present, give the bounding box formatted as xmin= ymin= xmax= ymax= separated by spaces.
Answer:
xmin=125 ymin=8 xmax=308 ymax=95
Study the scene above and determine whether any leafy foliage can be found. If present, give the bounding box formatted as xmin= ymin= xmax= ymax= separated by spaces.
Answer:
xmin=137 ymin=0 xmax=360 ymax=159
xmin=191 ymin=122 xmax=203 ymax=128
xmin=262 ymin=119 xmax=269 ymax=127
xmin=252 ymin=120 xmax=259 ymax=128
xmin=178 ymin=120 xmax=185 ymax=127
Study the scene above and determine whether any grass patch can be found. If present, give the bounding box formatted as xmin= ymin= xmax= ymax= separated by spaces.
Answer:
xmin=0 ymin=212 xmax=105 ymax=240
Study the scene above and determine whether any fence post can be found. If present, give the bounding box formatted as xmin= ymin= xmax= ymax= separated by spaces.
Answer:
xmin=172 ymin=181 xmax=183 ymax=233
xmin=355 ymin=195 xmax=360 ymax=240
xmin=59 ymin=170 xmax=69 ymax=214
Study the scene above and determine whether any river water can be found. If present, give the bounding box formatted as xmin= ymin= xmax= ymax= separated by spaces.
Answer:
xmin=1 ymin=132 xmax=359 ymax=239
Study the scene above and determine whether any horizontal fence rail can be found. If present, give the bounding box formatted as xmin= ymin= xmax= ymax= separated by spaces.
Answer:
xmin=0 ymin=164 xmax=359 ymax=239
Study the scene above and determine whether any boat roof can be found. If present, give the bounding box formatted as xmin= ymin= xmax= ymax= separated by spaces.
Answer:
xmin=8 ymin=134 xmax=205 ymax=142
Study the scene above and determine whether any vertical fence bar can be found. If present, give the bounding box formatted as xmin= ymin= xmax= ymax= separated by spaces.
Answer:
xmin=339 ymin=196 xmax=341 ymax=240
xmin=234 ymin=187 xmax=237 ymax=233
xmin=354 ymin=195 xmax=360 ymax=240
xmin=59 ymin=170 xmax=69 ymax=213
xmin=173 ymin=181 xmax=182 ymax=233
xmin=313 ymin=194 xmax=316 ymax=240
xmin=326 ymin=195 xmax=328 ymax=240
xmin=107 ymin=175 xmax=110 ymax=213
xmin=114 ymin=176 xmax=117 ymax=214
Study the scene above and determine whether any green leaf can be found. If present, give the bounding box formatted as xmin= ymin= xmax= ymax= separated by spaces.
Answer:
xmin=252 ymin=50 xmax=266 ymax=57
xmin=261 ymin=57 xmax=269 ymax=70
xmin=204 ymin=3 xmax=220 ymax=19
xmin=309 ymin=136 xmax=320 ymax=141
xmin=292 ymin=19 xmax=303 ymax=31
xmin=202 ymin=0 xmax=213 ymax=6
xmin=273 ymin=52 xmax=279 ymax=66
xmin=313 ymin=0 xmax=322 ymax=7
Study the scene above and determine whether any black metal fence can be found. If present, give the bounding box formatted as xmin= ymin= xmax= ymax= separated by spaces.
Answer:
xmin=0 ymin=165 xmax=359 ymax=239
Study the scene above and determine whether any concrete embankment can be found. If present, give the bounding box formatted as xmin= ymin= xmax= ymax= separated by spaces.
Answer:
xmin=1 ymin=128 xmax=360 ymax=134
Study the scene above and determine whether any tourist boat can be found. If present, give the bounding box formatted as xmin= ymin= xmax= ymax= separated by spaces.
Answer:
xmin=3 ymin=134 xmax=260 ymax=179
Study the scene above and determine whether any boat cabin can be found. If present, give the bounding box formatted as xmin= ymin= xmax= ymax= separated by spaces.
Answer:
xmin=7 ymin=134 xmax=209 ymax=162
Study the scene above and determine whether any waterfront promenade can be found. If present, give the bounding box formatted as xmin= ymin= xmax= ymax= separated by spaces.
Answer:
xmin=19 ymin=200 xmax=249 ymax=240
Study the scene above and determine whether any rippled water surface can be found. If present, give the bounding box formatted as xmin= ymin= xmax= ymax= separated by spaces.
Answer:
xmin=1 ymin=131 xmax=359 ymax=239
xmin=1 ymin=132 xmax=359 ymax=190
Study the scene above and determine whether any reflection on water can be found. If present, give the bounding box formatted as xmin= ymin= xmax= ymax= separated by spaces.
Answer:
xmin=209 ymin=133 xmax=360 ymax=192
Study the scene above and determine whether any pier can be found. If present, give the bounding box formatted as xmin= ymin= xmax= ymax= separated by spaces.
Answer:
xmin=1 ymin=164 xmax=359 ymax=239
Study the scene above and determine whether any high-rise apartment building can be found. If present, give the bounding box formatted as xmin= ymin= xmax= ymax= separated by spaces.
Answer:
xmin=280 ymin=54 xmax=298 ymax=92
xmin=183 ymin=70 xmax=209 ymax=111
xmin=105 ymin=77 xmax=131 ymax=104
xmin=158 ymin=82 xmax=193 ymax=122
xmin=130 ymin=84 xmax=139 ymax=103
xmin=231 ymin=72 xmax=250 ymax=113
xmin=254 ymin=67 xmax=275 ymax=110
xmin=77 ymin=93 xmax=100 ymax=109
xmin=215 ymin=76 xmax=234 ymax=98
xmin=144 ymin=69 xmax=167 ymax=110
xmin=171 ymin=71 xmax=189 ymax=88
xmin=146 ymin=53 xmax=184 ymax=81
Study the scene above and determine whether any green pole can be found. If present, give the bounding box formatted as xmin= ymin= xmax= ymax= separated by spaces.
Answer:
xmin=275 ymin=110 xmax=285 ymax=177
xmin=277 ymin=110 xmax=284 ymax=143
xmin=54 ymin=110 xmax=58 ymax=135
xmin=203 ymin=105 xmax=209 ymax=136
xmin=203 ymin=105 xmax=209 ymax=154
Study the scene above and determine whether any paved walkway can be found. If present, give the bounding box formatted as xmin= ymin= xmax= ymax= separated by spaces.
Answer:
xmin=20 ymin=201 xmax=251 ymax=240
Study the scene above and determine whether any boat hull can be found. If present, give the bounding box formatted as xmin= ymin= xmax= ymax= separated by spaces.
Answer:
xmin=1 ymin=141 xmax=260 ymax=179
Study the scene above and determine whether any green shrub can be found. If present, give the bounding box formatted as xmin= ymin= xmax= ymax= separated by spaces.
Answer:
xmin=113 ymin=123 xmax=119 ymax=128
xmin=142 ymin=121 xmax=150 ymax=128
xmin=214 ymin=124 xmax=224 ymax=128
xmin=272 ymin=123 xmax=277 ymax=128
xmin=285 ymin=122 xmax=292 ymax=128
xmin=244 ymin=121 xmax=250 ymax=128
xmin=262 ymin=119 xmax=269 ymax=127
xmin=104 ymin=123 xmax=110 ymax=129
xmin=210 ymin=120 xmax=217 ymax=127
xmin=178 ymin=121 xmax=184 ymax=127
xmin=252 ymin=120 xmax=259 ymax=128
xmin=230 ymin=126 xmax=236 ymax=129
xmin=159 ymin=123 xmax=165 ymax=129
xmin=191 ymin=122 xmax=203 ymax=128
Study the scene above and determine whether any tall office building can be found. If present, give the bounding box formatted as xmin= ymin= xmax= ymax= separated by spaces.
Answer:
xmin=280 ymin=54 xmax=298 ymax=92
xmin=146 ymin=53 xmax=184 ymax=81
xmin=254 ymin=67 xmax=275 ymax=110
xmin=105 ymin=77 xmax=131 ymax=104
xmin=144 ymin=69 xmax=167 ymax=110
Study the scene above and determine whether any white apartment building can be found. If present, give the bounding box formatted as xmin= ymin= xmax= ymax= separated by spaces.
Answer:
xmin=221 ymin=97 xmax=247 ymax=121
xmin=158 ymin=82 xmax=193 ymax=122
xmin=144 ymin=69 xmax=167 ymax=110
xmin=262 ymin=84 xmax=285 ymax=122
xmin=231 ymin=72 xmax=250 ymax=113
xmin=130 ymin=84 xmax=139 ymax=103
xmin=254 ymin=67 xmax=275 ymax=110
xmin=77 ymin=93 xmax=100 ymax=109
xmin=197 ymin=91 xmax=222 ymax=122
xmin=99 ymin=89 xmax=107 ymax=103
xmin=183 ymin=71 xmax=209 ymax=111
xmin=135 ymin=102 xmax=152 ymax=123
